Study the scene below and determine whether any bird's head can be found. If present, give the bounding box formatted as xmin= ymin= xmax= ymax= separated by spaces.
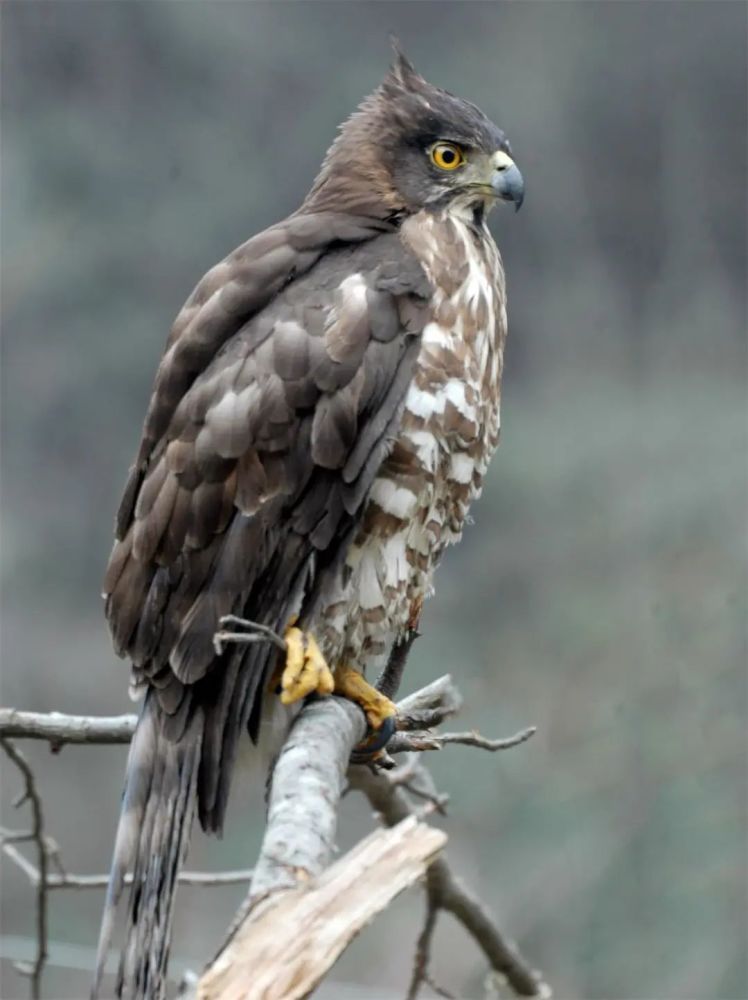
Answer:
xmin=304 ymin=43 xmax=524 ymax=221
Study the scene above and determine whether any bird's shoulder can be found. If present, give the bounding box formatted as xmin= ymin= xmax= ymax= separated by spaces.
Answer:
xmin=113 ymin=214 xmax=431 ymax=540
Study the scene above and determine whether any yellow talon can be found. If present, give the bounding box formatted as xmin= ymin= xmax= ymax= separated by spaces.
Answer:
xmin=280 ymin=626 xmax=335 ymax=705
xmin=334 ymin=664 xmax=397 ymax=731
xmin=277 ymin=627 xmax=395 ymax=740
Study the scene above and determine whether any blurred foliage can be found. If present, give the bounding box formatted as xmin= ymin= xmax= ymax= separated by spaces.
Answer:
xmin=1 ymin=3 xmax=746 ymax=999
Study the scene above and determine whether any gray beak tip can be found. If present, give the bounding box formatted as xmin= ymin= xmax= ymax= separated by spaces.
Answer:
xmin=493 ymin=162 xmax=525 ymax=211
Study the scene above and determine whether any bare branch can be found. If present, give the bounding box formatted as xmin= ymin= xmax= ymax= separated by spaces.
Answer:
xmin=2 ymin=672 xmax=545 ymax=998
xmin=3 ymin=842 xmax=42 ymax=883
xmin=248 ymin=695 xmax=367 ymax=902
xmin=406 ymin=896 xmax=440 ymax=1000
xmin=386 ymin=725 xmax=537 ymax=756
xmin=1 ymin=839 xmax=253 ymax=889
xmin=0 ymin=673 xmax=467 ymax=753
xmin=436 ymin=727 xmax=537 ymax=751
xmin=57 ymin=869 xmax=254 ymax=889
xmin=349 ymin=765 xmax=551 ymax=998
xmin=0 ymin=827 xmax=35 ymax=844
xmin=388 ymin=760 xmax=450 ymax=815
xmin=0 ymin=709 xmax=136 ymax=747
xmin=426 ymin=974 xmax=457 ymax=1000
xmin=197 ymin=690 xmax=445 ymax=998
xmin=1 ymin=739 xmax=48 ymax=999
xmin=395 ymin=674 xmax=463 ymax=717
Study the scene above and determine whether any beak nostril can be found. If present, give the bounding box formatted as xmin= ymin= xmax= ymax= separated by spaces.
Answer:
xmin=495 ymin=164 xmax=508 ymax=172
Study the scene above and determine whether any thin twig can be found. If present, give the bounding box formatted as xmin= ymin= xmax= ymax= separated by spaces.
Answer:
xmin=399 ymin=782 xmax=450 ymax=814
xmin=1 ymin=839 xmax=254 ymax=889
xmin=3 ymin=843 xmax=41 ymax=883
xmin=0 ymin=827 xmax=35 ymax=843
xmin=435 ymin=727 xmax=537 ymax=751
xmin=1 ymin=739 xmax=48 ymax=999
xmin=406 ymin=896 xmax=439 ymax=1000
xmin=426 ymin=973 xmax=457 ymax=999
xmin=58 ymin=869 xmax=254 ymax=889
xmin=386 ymin=725 xmax=537 ymax=756
xmin=388 ymin=760 xmax=450 ymax=815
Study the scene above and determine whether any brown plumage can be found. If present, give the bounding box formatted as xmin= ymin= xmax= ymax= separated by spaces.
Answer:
xmin=95 ymin=45 xmax=523 ymax=1000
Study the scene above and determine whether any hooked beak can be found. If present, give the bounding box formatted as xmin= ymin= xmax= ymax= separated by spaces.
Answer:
xmin=491 ymin=150 xmax=524 ymax=211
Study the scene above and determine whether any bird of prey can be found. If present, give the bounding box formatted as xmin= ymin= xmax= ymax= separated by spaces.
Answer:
xmin=94 ymin=46 xmax=523 ymax=999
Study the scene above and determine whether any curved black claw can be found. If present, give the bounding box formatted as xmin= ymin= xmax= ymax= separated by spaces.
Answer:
xmin=350 ymin=714 xmax=397 ymax=763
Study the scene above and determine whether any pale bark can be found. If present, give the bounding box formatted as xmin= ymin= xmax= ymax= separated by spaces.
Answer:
xmin=197 ymin=817 xmax=446 ymax=1000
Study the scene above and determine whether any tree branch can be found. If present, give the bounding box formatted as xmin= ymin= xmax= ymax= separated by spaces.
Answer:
xmin=192 ymin=674 xmax=544 ymax=999
xmin=2 ymin=671 xmax=546 ymax=998
xmin=0 ymin=709 xmax=136 ymax=747
xmin=0 ymin=674 xmax=464 ymax=754
xmin=0 ymin=836 xmax=254 ymax=890
xmin=193 ymin=689 xmax=452 ymax=999
xmin=386 ymin=724 xmax=537 ymax=756
xmin=349 ymin=764 xmax=551 ymax=999
xmin=249 ymin=695 xmax=367 ymax=902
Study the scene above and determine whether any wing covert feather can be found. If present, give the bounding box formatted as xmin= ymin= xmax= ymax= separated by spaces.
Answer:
xmin=105 ymin=219 xmax=431 ymax=740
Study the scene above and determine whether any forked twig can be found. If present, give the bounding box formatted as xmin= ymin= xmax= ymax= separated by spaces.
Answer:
xmin=1 ymin=739 xmax=48 ymax=999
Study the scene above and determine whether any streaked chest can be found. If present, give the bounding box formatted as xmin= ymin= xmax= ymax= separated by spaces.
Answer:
xmin=331 ymin=210 xmax=508 ymax=658
xmin=400 ymin=209 xmax=506 ymax=462
xmin=363 ymin=209 xmax=506 ymax=542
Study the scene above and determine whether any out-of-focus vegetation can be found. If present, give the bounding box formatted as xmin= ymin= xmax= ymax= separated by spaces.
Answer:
xmin=1 ymin=3 xmax=745 ymax=998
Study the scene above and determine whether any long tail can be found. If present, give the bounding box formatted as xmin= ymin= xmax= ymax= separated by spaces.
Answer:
xmin=92 ymin=691 xmax=203 ymax=1000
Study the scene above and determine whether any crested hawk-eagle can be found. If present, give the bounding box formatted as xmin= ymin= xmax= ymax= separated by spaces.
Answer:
xmin=94 ymin=46 xmax=524 ymax=999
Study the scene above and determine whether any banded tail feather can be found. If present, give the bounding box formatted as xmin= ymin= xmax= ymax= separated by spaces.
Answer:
xmin=92 ymin=694 xmax=203 ymax=1000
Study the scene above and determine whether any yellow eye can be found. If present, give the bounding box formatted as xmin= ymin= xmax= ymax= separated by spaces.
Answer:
xmin=430 ymin=142 xmax=464 ymax=171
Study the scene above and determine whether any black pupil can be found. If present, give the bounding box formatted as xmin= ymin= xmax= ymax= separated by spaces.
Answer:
xmin=441 ymin=148 xmax=456 ymax=164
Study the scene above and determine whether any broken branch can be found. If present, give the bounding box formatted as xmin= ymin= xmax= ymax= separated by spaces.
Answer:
xmin=197 ymin=817 xmax=446 ymax=1000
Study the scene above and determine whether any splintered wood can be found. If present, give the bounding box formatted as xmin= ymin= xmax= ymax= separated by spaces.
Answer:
xmin=197 ymin=816 xmax=446 ymax=1000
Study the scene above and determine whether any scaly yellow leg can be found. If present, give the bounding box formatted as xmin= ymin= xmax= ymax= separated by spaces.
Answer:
xmin=279 ymin=626 xmax=335 ymax=705
xmin=334 ymin=664 xmax=397 ymax=731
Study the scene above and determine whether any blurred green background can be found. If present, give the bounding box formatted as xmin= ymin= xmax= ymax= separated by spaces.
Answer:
xmin=1 ymin=3 xmax=746 ymax=998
